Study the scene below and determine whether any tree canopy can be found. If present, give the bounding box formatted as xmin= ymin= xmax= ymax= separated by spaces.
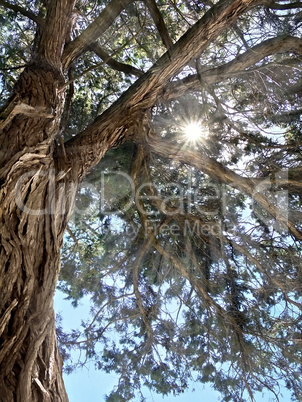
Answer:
xmin=0 ymin=0 xmax=302 ymax=401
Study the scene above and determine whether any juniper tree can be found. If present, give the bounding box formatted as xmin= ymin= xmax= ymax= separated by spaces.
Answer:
xmin=0 ymin=0 xmax=302 ymax=401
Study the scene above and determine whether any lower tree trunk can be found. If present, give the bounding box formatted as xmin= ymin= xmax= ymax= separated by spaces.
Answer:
xmin=0 ymin=154 xmax=74 ymax=401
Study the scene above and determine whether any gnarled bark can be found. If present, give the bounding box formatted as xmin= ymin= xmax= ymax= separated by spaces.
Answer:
xmin=0 ymin=2 xmax=77 ymax=399
xmin=0 ymin=68 xmax=73 ymax=401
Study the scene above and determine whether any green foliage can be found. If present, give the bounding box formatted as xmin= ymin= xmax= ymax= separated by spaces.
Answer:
xmin=58 ymin=139 xmax=302 ymax=401
xmin=60 ymin=22 xmax=302 ymax=398
xmin=1 ymin=0 xmax=301 ymax=400
xmin=58 ymin=49 xmax=302 ymax=396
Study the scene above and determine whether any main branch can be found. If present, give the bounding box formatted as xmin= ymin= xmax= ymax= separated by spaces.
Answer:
xmin=63 ymin=0 xmax=265 ymax=177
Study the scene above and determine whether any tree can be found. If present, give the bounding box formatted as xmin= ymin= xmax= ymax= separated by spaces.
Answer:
xmin=0 ymin=0 xmax=302 ymax=401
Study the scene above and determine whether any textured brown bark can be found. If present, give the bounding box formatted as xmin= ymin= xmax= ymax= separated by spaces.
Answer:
xmin=0 ymin=0 xmax=77 ymax=399
xmin=0 ymin=0 xmax=136 ymax=398
xmin=36 ymin=0 xmax=76 ymax=69
xmin=0 ymin=68 xmax=74 ymax=401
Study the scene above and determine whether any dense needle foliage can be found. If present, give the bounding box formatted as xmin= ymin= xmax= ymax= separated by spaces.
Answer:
xmin=1 ymin=0 xmax=302 ymax=401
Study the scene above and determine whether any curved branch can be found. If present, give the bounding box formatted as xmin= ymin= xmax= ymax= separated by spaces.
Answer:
xmin=163 ymin=35 xmax=302 ymax=100
xmin=148 ymin=138 xmax=258 ymax=191
xmin=0 ymin=0 xmax=43 ymax=25
xmin=153 ymin=239 xmax=244 ymax=332
xmin=62 ymin=0 xmax=134 ymax=69
xmin=145 ymin=0 xmax=173 ymax=49
xmin=147 ymin=137 xmax=302 ymax=240
xmin=89 ymin=42 xmax=144 ymax=77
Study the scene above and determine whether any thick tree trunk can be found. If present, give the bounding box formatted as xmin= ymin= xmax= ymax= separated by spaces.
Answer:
xmin=0 ymin=161 xmax=73 ymax=401
xmin=0 ymin=64 xmax=74 ymax=401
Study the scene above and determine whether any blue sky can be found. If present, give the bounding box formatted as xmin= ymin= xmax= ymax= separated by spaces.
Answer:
xmin=54 ymin=291 xmax=292 ymax=402
xmin=54 ymin=291 xmax=221 ymax=401
xmin=62 ymin=363 xmax=222 ymax=402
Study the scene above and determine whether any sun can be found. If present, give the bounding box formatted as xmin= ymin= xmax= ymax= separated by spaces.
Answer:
xmin=183 ymin=121 xmax=202 ymax=142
